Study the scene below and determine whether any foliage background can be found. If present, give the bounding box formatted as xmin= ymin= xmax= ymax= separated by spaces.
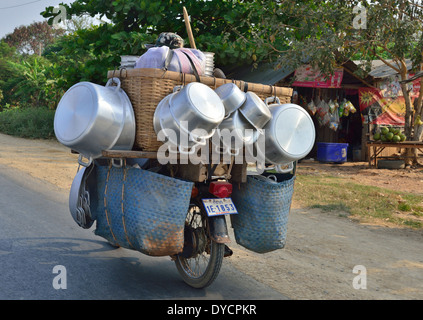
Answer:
xmin=1 ymin=0 xmax=423 ymax=140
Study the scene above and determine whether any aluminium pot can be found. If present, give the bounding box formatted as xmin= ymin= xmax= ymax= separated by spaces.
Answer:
xmin=238 ymin=92 xmax=272 ymax=134
xmin=214 ymin=83 xmax=246 ymax=117
xmin=54 ymin=78 xmax=135 ymax=166
xmin=261 ymin=97 xmax=315 ymax=165
xmin=214 ymin=110 xmax=260 ymax=155
xmin=169 ymin=82 xmax=225 ymax=135
xmin=154 ymin=93 xmax=213 ymax=154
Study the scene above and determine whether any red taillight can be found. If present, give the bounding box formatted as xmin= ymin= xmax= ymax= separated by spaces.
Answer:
xmin=209 ymin=181 xmax=232 ymax=198
xmin=191 ymin=186 xmax=199 ymax=198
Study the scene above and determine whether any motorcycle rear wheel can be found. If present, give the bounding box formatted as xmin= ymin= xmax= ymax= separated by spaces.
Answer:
xmin=175 ymin=204 xmax=225 ymax=288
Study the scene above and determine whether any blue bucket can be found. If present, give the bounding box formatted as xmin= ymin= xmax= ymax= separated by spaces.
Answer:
xmin=316 ymin=142 xmax=348 ymax=163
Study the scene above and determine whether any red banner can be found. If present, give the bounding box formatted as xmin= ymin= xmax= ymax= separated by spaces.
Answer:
xmin=292 ymin=65 xmax=344 ymax=88
xmin=358 ymin=87 xmax=411 ymax=126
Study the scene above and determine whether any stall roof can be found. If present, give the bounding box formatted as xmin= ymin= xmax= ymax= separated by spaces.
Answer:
xmin=228 ymin=59 xmax=376 ymax=87
xmin=225 ymin=62 xmax=295 ymax=85
xmin=354 ymin=59 xmax=413 ymax=79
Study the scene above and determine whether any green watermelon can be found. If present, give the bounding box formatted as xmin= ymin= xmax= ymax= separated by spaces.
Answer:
xmin=392 ymin=135 xmax=401 ymax=143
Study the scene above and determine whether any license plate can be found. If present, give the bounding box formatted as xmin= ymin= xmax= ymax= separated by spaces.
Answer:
xmin=202 ymin=198 xmax=238 ymax=217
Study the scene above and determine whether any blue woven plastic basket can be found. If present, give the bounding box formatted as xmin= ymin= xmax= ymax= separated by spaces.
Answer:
xmin=94 ymin=165 xmax=193 ymax=256
xmin=231 ymin=175 xmax=295 ymax=253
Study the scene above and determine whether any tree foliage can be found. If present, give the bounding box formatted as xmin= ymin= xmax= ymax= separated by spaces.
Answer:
xmin=1 ymin=55 xmax=63 ymax=109
xmin=3 ymin=21 xmax=65 ymax=55
xmin=4 ymin=0 xmax=423 ymax=145
xmin=41 ymin=0 xmax=287 ymax=72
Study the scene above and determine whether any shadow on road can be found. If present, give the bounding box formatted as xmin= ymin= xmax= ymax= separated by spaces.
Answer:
xmin=0 ymin=236 xmax=287 ymax=300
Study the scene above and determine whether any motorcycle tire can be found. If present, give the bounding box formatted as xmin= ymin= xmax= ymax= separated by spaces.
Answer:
xmin=174 ymin=204 xmax=225 ymax=288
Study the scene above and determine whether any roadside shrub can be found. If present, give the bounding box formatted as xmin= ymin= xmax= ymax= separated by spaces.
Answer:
xmin=0 ymin=106 xmax=55 ymax=139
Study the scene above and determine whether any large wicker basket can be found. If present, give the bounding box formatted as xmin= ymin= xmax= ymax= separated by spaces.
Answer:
xmin=107 ymin=68 xmax=293 ymax=152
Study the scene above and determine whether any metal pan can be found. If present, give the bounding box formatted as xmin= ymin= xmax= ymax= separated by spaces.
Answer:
xmin=214 ymin=110 xmax=260 ymax=155
xmin=154 ymin=93 xmax=213 ymax=154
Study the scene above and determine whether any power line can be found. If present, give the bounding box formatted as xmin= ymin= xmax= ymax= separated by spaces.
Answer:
xmin=0 ymin=0 xmax=43 ymax=10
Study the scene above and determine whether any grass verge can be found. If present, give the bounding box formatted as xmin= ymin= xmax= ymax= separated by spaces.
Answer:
xmin=0 ymin=107 xmax=55 ymax=139
xmin=293 ymin=174 xmax=423 ymax=229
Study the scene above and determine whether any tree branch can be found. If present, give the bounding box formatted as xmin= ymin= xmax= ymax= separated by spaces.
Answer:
xmin=374 ymin=53 xmax=402 ymax=73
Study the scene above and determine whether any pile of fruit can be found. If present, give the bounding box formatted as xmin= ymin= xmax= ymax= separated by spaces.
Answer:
xmin=373 ymin=126 xmax=406 ymax=142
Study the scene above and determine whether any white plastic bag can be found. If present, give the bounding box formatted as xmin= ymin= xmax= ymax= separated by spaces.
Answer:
xmin=307 ymin=100 xmax=317 ymax=115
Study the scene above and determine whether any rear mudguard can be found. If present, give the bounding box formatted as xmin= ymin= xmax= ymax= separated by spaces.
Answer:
xmin=208 ymin=215 xmax=230 ymax=244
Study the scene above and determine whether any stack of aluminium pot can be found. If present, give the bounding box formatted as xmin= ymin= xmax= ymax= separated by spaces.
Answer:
xmin=154 ymin=82 xmax=316 ymax=166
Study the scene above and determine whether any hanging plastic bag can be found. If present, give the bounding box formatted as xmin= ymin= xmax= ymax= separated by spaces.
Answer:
xmin=328 ymin=100 xmax=336 ymax=113
xmin=334 ymin=99 xmax=340 ymax=112
xmin=329 ymin=122 xmax=338 ymax=131
xmin=329 ymin=107 xmax=340 ymax=131
xmin=343 ymin=106 xmax=350 ymax=117
xmin=322 ymin=110 xmax=331 ymax=126
xmin=339 ymin=99 xmax=346 ymax=118
xmin=347 ymin=100 xmax=357 ymax=114
xmin=316 ymin=100 xmax=329 ymax=118
xmin=307 ymin=100 xmax=317 ymax=115
xmin=316 ymin=99 xmax=329 ymax=126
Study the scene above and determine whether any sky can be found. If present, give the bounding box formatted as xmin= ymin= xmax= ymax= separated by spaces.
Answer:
xmin=0 ymin=0 xmax=74 ymax=39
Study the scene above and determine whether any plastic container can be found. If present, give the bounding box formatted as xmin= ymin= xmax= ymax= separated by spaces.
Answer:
xmin=316 ymin=142 xmax=348 ymax=163
xmin=352 ymin=147 xmax=362 ymax=162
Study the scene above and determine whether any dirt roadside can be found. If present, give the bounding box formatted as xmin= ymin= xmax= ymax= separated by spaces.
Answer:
xmin=0 ymin=132 xmax=422 ymax=300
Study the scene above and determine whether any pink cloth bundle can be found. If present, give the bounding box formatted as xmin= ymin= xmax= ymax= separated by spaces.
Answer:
xmin=135 ymin=47 xmax=206 ymax=75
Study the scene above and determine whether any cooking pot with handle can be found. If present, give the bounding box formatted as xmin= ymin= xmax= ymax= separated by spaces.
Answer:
xmin=54 ymin=78 xmax=135 ymax=166
xmin=260 ymin=97 xmax=315 ymax=165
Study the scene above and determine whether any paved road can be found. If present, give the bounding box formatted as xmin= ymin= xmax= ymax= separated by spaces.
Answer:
xmin=0 ymin=164 xmax=287 ymax=300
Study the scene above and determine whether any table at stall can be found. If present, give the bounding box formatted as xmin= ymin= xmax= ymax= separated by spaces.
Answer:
xmin=366 ymin=141 xmax=423 ymax=167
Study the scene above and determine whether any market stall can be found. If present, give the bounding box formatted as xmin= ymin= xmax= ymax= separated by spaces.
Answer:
xmin=279 ymin=62 xmax=372 ymax=162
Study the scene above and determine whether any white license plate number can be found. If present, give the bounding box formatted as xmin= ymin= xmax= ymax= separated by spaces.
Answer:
xmin=202 ymin=198 xmax=238 ymax=217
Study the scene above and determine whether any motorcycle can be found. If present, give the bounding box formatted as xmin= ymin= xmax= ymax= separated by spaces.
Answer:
xmin=71 ymin=153 xmax=296 ymax=289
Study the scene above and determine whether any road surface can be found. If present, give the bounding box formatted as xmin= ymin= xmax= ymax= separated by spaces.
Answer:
xmin=0 ymin=163 xmax=287 ymax=300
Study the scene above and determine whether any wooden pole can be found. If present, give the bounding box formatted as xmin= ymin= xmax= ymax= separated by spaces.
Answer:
xmin=183 ymin=6 xmax=196 ymax=49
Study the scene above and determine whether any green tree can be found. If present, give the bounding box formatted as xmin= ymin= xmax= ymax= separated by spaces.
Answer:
xmin=3 ymin=21 xmax=65 ymax=55
xmin=3 ymin=55 xmax=63 ymax=109
xmin=41 ymin=0 xmax=286 ymax=75
xmin=0 ymin=41 xmax=19 ymax=106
